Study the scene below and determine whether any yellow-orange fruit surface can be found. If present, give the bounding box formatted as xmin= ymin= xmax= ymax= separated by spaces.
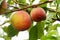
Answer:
xmin=11 ymin=11 xmax=31 ymax=31
xmin=30 ymin=7 xmax=46 ymax=22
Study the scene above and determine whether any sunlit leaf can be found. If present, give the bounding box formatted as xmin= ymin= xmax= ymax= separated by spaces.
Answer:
xmin=29 ymin=0 xmax=35 ymax=5
xmin=41 ymin=36 xmax=57 ymax=40
xmin=7 ymin=0 xmax=14 ymax=5
xmin=3 ymin=25 xmax=19 ymax=37
xmin=48 ymin=24 xmax=60 ymax=31
xmin=55 ymin=0 xmax=60 ymax=4
xmin=3 ymin=26 xmax=8 ymax=33
xmin=3 ymin=36 xmax=11 ymax=40
xmin=39 ymin=0 xmax=47 ymax=8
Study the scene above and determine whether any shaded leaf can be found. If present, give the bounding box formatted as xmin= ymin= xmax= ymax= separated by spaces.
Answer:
xmin=29 ymin=21 xmax=45 ymax=40
xmin=7 ymin=25 xmax=18 ymax=37
xmin=5 ymin=13 xmax=12 ymax=18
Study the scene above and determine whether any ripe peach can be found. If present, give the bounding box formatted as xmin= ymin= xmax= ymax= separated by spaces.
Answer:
xmin=30 ymin=7 xmax=46 ymax=22
xmin=11 ymin=11 xmax=31 ymax=31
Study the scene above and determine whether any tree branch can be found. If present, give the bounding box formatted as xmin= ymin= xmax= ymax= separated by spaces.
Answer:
xmin=3 ymin=0 xmax=53 ymax=14
xmin=1 ymin=0 xmax=60 ymax=25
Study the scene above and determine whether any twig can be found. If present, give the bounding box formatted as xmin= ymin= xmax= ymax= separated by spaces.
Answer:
xmin=47 ymin=8 xmax=60 ymax=13
xmin=0 ymin=20 xmax=10 ymax=26
xmin=47 ymin=8 xmax=60 ymax=21
xmin=3 ymin=0 xmax=53 ymax=14
xmin=8 ymin=6 xmax=19 ymax=9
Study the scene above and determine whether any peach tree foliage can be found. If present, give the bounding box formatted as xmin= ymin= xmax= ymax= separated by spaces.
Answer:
xmin=0 ymin=0 xmax=60 ymax=40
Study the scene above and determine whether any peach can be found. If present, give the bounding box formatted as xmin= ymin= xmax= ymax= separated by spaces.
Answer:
xmin=30 ymin=7 xmax=46 ymax=22
xmin=11 ymin=11 xmax=31 ymax=31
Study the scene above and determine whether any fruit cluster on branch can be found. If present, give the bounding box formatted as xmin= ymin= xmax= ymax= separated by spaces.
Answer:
xmin=1 ymin=0 xmax=60 ymax=31
xmin=0 ymin=0 xmax=53 ymax=26
xmin=11 ymin=7 xmax=46 ymax=31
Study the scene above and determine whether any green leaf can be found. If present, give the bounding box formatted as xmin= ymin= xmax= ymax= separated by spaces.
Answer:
xmin=7 ymin=25 xmax=18 ymax=37
xmin=40 ymin=0 xmax=47 ymax=2
xmin=41 ymin=30 xmax=57 ymax=40
xmin=29 ymin=0 xmax=35 ymax=5
xmin=26 ymin=8 xmax=33 ymax=14
xmin=29 ymin=0 xmax=35 ymax=2
xmin=45 ymin=22 xmax=52 ymax=31
xmin=3 ymin=25 xmax=19 ymax=37
xmin=57 ymin=36 xmax=60 ymax=40
xmin=41 ymin=36 xmax=47 ymax=40
xmin=41 ymin=36 xmax=57 ymax=40
xmin=29 ymin=21 xmax=45 ymax=40
xmin=5 ymin=13 xmax=12 ymax=18
xmin=55 ymin=0 xmax=60 ymax=4
xmin=37 ymin=21 xmax=45 ymax=39
xmin=18 ymin=0 xmax=26 ymax=4
xmin=39 ymin=0 xmax=47 ymax=12
xmin=29 ymin=26 xmax=38 ymax=40
xmin=46 ymin=12 xmax=56 ymax=21
xmin=17 ymin=0 xmax=27 ymax=8
xmin=47 ymin=30 xmax=57 ymax=36
xmin=48 ymin=24 xmax=60 ymax=31
xmin=45 ymin=12 xmax=56 ymax=31
xmin=7 ymin=0 xmax=14 ymax=5
xmin=57 ymin=7 xmax=60 ymax=17
xmin=3 ymin=26 xmax=8 ymax=33
xmin=47 ymin=36 xmax=57 ymax=40
xmin=3 ymin=36 xmax=11 ymax=40
xmin=39 ymin=0 xmax=47 ymax=8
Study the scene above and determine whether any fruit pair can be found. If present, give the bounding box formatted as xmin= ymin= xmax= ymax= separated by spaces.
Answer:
xmin=11 ymin=7 xmax=46 ymax=31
